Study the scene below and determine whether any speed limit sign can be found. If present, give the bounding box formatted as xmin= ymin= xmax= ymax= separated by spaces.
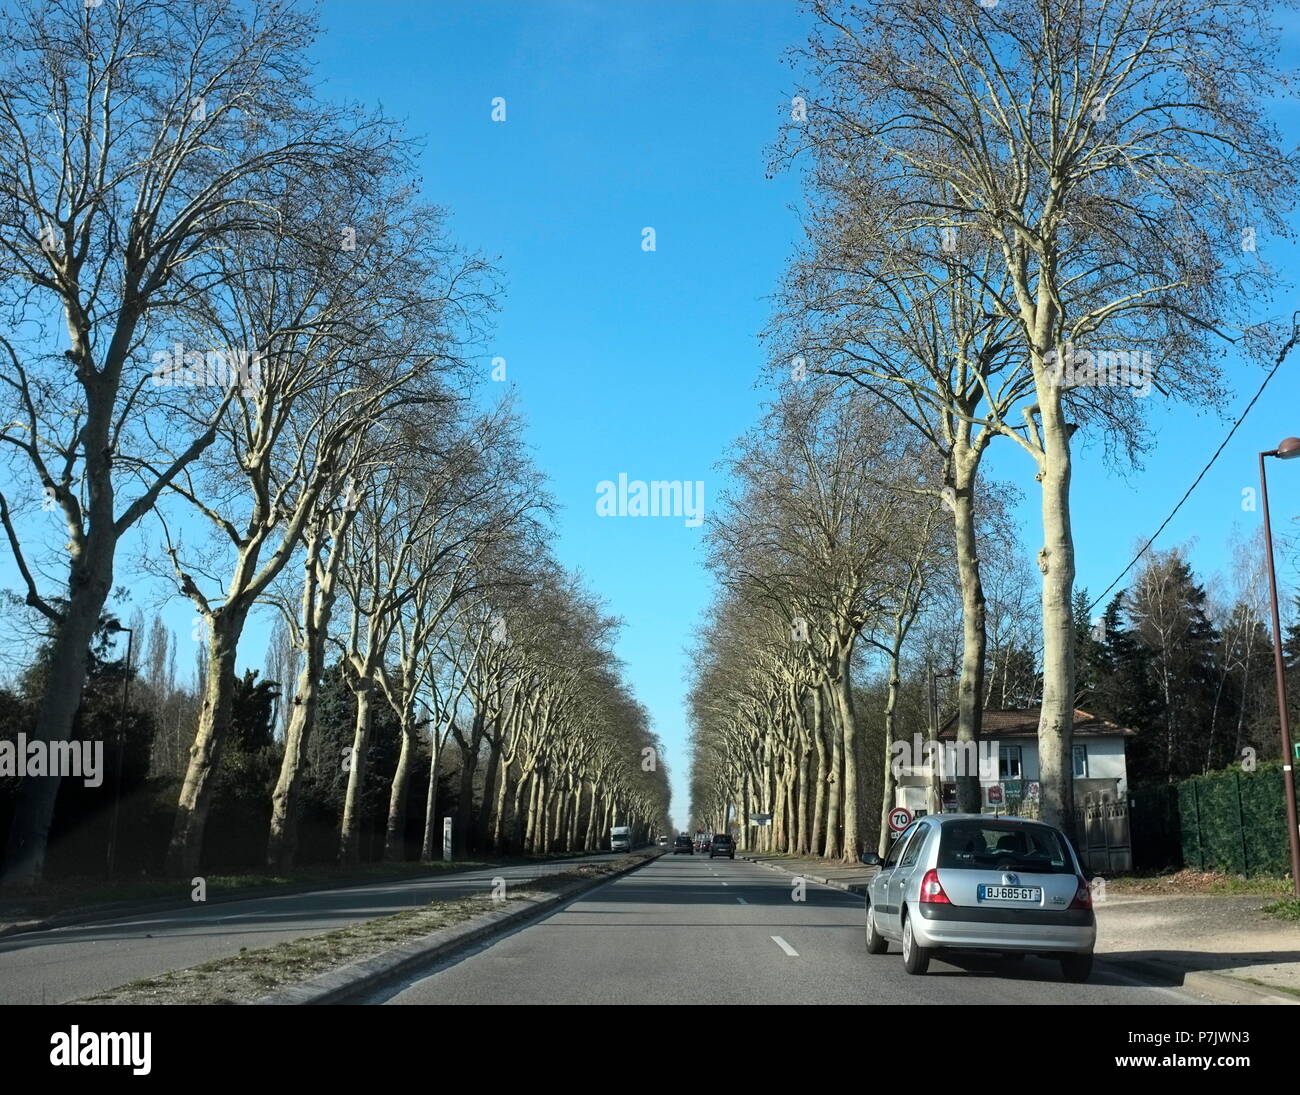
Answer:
xmin=887 ymin=807 xmax=913 ymax=833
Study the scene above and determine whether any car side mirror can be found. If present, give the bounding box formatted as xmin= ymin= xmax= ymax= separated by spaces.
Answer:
xmin=860 ymin=852 xmax=884 ymax=867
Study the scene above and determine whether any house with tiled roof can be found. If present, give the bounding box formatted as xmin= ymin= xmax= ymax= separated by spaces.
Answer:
xmin=933 ymin=706 xmax=1137 ymax=815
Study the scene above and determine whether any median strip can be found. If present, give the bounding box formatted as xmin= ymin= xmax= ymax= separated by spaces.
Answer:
xmin=76 ymin=853 xmax=660 ymax=1005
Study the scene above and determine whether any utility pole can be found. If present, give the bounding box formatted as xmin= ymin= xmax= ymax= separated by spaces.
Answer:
xmin=1260 ymin=437 xmax=1300 ymax=897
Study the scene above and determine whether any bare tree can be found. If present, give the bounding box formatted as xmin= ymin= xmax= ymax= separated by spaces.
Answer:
xmin=794 ymin=0 xmax=1297 ymax=825
xmin=0 ymin=0 xmax=397 ymax=885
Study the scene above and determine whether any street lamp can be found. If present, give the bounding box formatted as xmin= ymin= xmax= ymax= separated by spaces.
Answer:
xmin=103 ymin=622 xmax=133 ymax=878
xmin=1260 ymin=436 xmax=1300 ymax=898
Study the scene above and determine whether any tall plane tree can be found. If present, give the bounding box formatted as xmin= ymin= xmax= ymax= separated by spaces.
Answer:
xmin=795 ymin=0 xmax=1297 ymax=825
xmin=0 ymin=0 xmax=394 ymax=886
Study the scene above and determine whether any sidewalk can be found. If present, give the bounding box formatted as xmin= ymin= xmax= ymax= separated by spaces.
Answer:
xmin=740 ymin=851 xmax=1300 ymax=1004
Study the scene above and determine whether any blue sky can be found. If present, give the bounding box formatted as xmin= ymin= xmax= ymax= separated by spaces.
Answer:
xmin=306 ymin=0 xmax=1300 ymax=831
xmin=308 ymin=0 xmax=813 ymax=831
xmin=5 ymin=1 xmax=1300 ymax=835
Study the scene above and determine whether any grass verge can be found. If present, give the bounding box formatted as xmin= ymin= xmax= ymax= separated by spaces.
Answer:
xmin=1235 ymin=976 xmax=1300 ymax=999
xmin=1261 ymin=897 xmax=1300 ymax=922
xmin=76 ymin=858 xmax=643 ymax=1005
xmin=1103 ymin=869 xmax=1291 ymax=897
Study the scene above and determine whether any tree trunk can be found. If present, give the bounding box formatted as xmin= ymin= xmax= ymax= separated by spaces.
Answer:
xmin=267 ymin=531 xmax=342 ymax=869
xmin=166 ymin=608 xmax=247 ymax=876
xmin=383 ymin=719 xmax=416 ymax=861
xmin=953 ymin=445 xmax=987 ymax=813
xmin=477 ymin=739 xmax=501 ymax=850
xmin=1035 ymin=396 xmax=1077 ymax=831
xmin=491 ymin=755 xmax=513 ymax=853
xmin=582 ymin=781 xmax=597 ymax=850
xmin=456 ymin=744 xmax=479 ymax=856
xmin=810 ymin=687 xmax=829 ymax=857
xmin=824 ymin=699 xmax=843 ymax=862
xmin=879 ymin=640 xmax=904 ymax=857
xmin=833 ymin=645 xmax=860 ymax=863
xmin=420 ymin=732 xmax=443 ymax=862
xmin=338 ymin=682 xmax=374 ymax=865
xmin=1 ymin=578 xmax=110 ymax=886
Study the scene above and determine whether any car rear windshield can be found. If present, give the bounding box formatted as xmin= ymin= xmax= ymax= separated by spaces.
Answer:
xmin=713 ymin=834 xmax=731 ymax=843
xmin=937 ymin=821 xmax=1076 ymax=875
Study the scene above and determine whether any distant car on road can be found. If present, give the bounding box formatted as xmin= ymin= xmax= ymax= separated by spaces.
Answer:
xmin=708 ymin=833 xmax=735 ymax=859
xmin=673 ymin=835 xmax=694 ymax=855
xmin=860 ymin=814 xmax=1095 ymax=981
xmin=657 ymin=836 xmax=669 ymax=846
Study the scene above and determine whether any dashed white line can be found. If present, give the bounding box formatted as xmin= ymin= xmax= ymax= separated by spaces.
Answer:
xmin=736 ymin=897 xmax=748 ymax=905
xmin=771 ymin=936 xmax=799 ymax=957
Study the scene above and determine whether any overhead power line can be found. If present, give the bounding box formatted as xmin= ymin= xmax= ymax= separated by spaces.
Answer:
xmin=1084 ymin=316 xmax=1300 ymax=617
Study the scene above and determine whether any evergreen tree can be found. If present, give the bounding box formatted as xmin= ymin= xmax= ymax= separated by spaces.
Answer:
xmin=1124 ymin=551 xmax=1220 ymax=784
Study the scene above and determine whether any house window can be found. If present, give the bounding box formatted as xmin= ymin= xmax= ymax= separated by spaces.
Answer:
xmin=999 ymin=746 xmax=1022 ymax=780
xmin=1073 ymin=744 xmax=1088 ymax=778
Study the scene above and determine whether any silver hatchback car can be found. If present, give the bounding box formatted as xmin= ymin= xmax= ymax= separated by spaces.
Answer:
xmin=861 ymin=814 xmax=1096 ymax=981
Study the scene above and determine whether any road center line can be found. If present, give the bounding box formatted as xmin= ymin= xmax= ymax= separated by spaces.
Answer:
xmin=771 ymin=936 xmax=799 ymax=957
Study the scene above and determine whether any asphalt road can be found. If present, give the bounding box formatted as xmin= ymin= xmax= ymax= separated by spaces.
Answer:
xmin=0 ymin=854 xmax=630 ymax=1004
xmin=373 ymin=854 xmax=1199 ymax=1005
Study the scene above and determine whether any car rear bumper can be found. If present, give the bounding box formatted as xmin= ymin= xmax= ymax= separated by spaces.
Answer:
xmin=913 ymin=903 xmax=1095 ymax=953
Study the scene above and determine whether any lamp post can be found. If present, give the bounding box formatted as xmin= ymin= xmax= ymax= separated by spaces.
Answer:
xmin=1260 ymin=436 xmax=1300 ymax=898
xmin=103 ymin=622 xmax=133 ymax=878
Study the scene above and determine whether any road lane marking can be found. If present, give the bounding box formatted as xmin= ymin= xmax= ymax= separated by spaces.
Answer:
xmin=736 ymin=897 xmax=748 ymax=905
xmin=771 ymin=936 xmax=799 ymax=957
xmin=720 ymin=881 xmax=728 ymax=886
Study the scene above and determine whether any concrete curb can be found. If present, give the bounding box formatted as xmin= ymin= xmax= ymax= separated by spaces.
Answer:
xmin=1108 ymin=958 xmax=1300 ymax=1006
xmin=740 ymin=853 xmax=1299 ymax=1004
xmin=0 ymin=854 xmax=611 ymax=940
xmin=254 ymin=852 xmax=662 ymax=1005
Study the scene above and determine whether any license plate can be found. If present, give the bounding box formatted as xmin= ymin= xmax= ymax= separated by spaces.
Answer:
xmin=978 ymin=885 xmax=1042 ymax=902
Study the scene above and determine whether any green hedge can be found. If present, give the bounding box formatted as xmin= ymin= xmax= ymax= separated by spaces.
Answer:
xmin=1178 ymin=762 xmax=1289 ymax=877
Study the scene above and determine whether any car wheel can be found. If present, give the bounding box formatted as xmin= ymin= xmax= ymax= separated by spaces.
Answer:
xmin=901 ymin=912 xmax=930 ymax=975
xmin=864 ymin=904 xmax=888 ymax=955
xmin=1060 ymin=952 xmax=1093 ymax=983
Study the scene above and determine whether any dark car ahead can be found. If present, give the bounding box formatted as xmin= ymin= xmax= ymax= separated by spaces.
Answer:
xmin=673 ymin=835 xmax=694 ymax=855
xmin=709 ymin=833 xmax=735 ymax=859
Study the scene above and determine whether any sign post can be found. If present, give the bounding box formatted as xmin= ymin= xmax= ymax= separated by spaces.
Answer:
xmin=442 ymin=816 xmax=453 ymax=862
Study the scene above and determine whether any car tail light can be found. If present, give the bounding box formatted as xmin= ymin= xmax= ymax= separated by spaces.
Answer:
xmin=919 ymin=868 xmax=950 ymax=904
xmin=1069 ymin=878 xmax=1092 ymax=910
